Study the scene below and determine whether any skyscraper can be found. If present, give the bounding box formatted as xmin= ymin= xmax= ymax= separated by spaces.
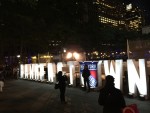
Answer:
xmin=97 ymin=0 xmax=144 ymax=31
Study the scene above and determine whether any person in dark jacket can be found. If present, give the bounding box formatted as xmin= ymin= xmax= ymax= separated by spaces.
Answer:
xmin=82 ymin=64 xmax=90 ymax=91
xmin=57 ymin=71 xmax=68 ymax=104
xmin=98 ymin=75 xmax=126 ymax=113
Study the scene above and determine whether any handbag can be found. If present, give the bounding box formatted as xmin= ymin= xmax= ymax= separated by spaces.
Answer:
xmin=54 ymin=82 xmax=60 ymax=89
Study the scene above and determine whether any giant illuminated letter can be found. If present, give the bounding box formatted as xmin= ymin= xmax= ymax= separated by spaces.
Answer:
xmin=25 ymin=64 xmax=29 ymax=79
xmin=127 ymin=59 xmax=147 ymax=96
xmin=97 ymin=60 xmax=103 ymax=87
xmin=29 ymin=64 xmax=35 ymax=80
xmin=104 ymin=60 xmax=123 ymax=89
xmin=48 ymin=63 xmax=56 ymax=82
xmin=67 ymin=61 xmax=76 ymax=85
xmin=39 ymin=63 xmax=45 ymax=81
xmin=34 ymin=64 xmax=39 ymax=80
xmin=20 ymin=64 xmax=24 ymax=78
xmin=57 ymin=62 xmax=64 ymax=72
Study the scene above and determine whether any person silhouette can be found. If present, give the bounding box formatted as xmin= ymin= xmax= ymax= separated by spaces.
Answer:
xmin=57 ymin=71 xmax=68 ymax=104
xmin=82 ymin=64 xmax=90 ymax=92
xmin=98 ymin=75 xmax=126 ymax=113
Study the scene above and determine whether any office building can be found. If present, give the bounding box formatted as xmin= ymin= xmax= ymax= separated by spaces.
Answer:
xmin=97 ymin=0 xmax=144 ymax=31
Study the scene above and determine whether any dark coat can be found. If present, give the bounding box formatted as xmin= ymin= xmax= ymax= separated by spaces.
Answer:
xmin=82 ymin=69 xmax=90 ymax=79
xmin=98 ymin=85 xmax=126 ymax=113
xmin=57 ymin=73 xmax=68 ymax=102
xmin=58 ymin=75 xmax=68 ymax=87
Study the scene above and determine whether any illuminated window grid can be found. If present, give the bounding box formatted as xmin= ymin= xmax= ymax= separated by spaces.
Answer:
xmin=129 ymin=19 xmax=140 ymax=29
xmin=99 ymin=16 xmax=121 ymax=27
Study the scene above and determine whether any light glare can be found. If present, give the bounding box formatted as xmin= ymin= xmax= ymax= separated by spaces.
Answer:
xmin=66 ymin=52 xmax=72 ymax=59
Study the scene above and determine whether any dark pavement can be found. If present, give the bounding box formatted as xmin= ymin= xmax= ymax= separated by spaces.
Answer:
xmin=0 ymin=79 xmax=150 ymax=113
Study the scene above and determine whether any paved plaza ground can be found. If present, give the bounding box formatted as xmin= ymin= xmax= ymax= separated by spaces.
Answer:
xmin=0 ymin=79 xmax=150 ymax=113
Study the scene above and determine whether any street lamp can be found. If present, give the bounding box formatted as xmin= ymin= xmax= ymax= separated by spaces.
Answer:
xmin=66 ymin=52 xmax=73 ymax=59
xmin=73 ymin=52 xmax=79 ymax=60
xmin=66 ymin=52 xmax=80 ymax=61
xmin=17 ymin=55 xmax=20 ymax=58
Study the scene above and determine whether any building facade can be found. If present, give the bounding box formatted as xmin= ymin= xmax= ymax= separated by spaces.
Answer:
xmin=97 ymin=0 xmax=144 ymax=31
xmin=142 ymin=25 xmax=150 ymax=34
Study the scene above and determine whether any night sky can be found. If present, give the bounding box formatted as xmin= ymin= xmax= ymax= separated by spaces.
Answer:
xmin=139 ymin=0 xmax=150 ymax=25
xmin=130 ymin=0 xmax=150 ymax=25
xmin=142 ymin=0 xmax=150 ymax=10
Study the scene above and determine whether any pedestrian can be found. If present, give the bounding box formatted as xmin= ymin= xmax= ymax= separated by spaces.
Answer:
xmin=98 ymin=75 xmax=126 ymax=113
xmin=57 ymin=71 xmax=68 ymax=104
xmin=0 ymin=68 xmax=5 ymax=92
xmin=82 ymin=64 xmax=90 ymax=92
